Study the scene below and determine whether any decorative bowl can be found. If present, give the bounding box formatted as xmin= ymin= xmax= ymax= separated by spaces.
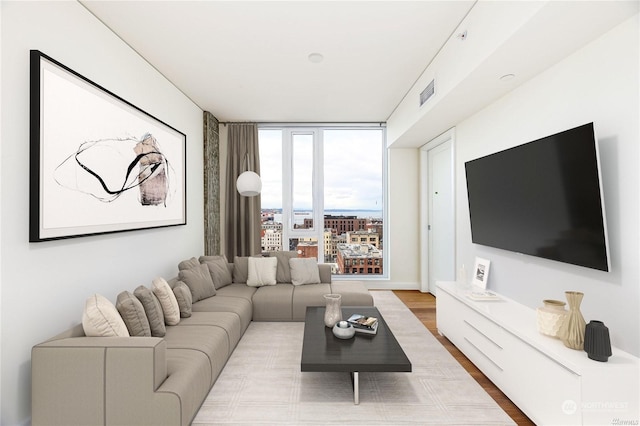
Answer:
xmin=332 ymin=321 xmax=355 ymax=339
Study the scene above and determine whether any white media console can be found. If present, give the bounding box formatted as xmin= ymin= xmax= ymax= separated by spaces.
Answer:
xmin=436 ymin=281 xmax=639 ymax=425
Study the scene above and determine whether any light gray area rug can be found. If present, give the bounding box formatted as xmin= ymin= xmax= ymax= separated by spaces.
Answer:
xmin=193 ymin=291 xmax=515 ymax=425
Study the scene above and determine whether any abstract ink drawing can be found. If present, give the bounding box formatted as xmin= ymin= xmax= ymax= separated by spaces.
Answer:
xmin=54 ymin=133 xmax=176 ymax=207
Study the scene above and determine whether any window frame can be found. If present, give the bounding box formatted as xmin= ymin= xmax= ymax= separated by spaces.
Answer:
xmin=258 ymin=123 xmax=388 ymax=280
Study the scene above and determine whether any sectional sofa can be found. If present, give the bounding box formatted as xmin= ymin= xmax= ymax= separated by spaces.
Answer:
xmin=31 ymin=252 xmax=373 ymax=426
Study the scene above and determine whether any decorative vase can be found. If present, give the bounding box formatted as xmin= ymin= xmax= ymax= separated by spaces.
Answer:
xmin=323 ymin=294 xmax=342 ymax=328
xmin=559 ymin=291 xmax=586 ymax=350
xmin=584 ymin=320 xmax=612 ymax=362
xmin=536 ymin=299 xmax=567 ymax=338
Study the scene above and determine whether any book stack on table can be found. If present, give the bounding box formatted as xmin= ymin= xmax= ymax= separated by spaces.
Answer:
xmin=347 ymin=314 xmax=378 ymax=335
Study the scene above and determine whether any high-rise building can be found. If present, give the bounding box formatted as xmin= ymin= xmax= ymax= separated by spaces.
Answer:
xmin=336 ymin=243 xmax=383 ymax=275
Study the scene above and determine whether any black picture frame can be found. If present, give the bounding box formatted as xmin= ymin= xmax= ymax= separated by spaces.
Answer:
xmin=29 ymin=50 xmax=187 ymax=242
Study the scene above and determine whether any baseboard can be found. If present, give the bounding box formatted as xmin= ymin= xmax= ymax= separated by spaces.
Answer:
xmin=364 ymin=281 xmax=420 ymax=291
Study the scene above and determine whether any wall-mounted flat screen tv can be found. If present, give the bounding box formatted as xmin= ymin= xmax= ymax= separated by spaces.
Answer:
xmin=465 ymin=122 xmax=609 ymax=272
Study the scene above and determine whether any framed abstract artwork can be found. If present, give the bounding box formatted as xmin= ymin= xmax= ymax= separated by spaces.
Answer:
xmin=29 ymin=50 xmax=186 ymax=242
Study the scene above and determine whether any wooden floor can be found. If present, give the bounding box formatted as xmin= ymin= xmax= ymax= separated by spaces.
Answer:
xmin=393 ymin=290 xmax=535 ymax=426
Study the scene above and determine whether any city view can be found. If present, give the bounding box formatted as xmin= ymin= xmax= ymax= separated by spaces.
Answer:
xmin=261 ymin=209 xmax=384 ymax=276
xmin=258 ymin=126 xmax=385 ymax=276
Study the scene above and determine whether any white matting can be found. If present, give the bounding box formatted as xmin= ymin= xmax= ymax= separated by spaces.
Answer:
xmin=193 ymin=291 xmax=516 ymax=425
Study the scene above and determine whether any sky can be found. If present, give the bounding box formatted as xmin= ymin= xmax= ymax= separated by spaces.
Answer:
xmin=258 ymin=128 xmax=384 ymax=211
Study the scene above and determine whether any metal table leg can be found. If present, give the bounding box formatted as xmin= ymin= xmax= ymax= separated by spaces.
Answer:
xmin=352 ymin=371 xmax=359 ymax=405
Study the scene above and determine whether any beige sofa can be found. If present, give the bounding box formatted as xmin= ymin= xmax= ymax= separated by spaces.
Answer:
xmin=31 ymin=253 xmax=373 ymax=426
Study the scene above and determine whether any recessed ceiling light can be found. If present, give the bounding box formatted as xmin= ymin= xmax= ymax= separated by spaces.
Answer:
xmin=308 ymin=53 xmax=324 ymax=63
xmin=500 ymin=74 xmax=516 ymax=82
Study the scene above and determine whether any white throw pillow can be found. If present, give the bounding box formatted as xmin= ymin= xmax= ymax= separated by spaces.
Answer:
xmin=152 ymin=277 xmax=181 ymax=326
xmin=247 ymin=257 xmax=278 ymax=287
xmin=289 ymin=258 xmax=321 ymax=286
xmin=82 ymin=294 xmax=130 ymax=337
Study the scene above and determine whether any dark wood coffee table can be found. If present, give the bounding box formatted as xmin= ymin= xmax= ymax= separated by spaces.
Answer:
xmin=301 ymin=306 xmax=412 ymax=404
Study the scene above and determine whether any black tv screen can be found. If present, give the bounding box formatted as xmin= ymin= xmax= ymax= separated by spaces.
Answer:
xmin=465 ymin=123 xmax=609 ymax=272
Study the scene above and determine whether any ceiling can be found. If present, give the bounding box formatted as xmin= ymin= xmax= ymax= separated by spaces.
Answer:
xmin=81 ymin=0 xmax=476 ymax=123
xmin=80 ymin=1 xmax=638 ymax=136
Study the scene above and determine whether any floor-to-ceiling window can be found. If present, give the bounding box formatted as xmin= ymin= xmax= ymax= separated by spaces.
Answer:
xmin=258 ymin=125 xmax=387 ymax=278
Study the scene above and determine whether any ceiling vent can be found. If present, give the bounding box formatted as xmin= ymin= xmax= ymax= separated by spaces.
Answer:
xmin=419 ymin=79 xmax=435 ymax=107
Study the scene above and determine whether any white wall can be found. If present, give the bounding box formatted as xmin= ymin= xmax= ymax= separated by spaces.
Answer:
xmin=1 ymin=2 xmax=204 ymax=424
xmin=368 ymin=148 xmax=421 ymax=289
xmin=456 ymin=15 xmax=639 ymax=356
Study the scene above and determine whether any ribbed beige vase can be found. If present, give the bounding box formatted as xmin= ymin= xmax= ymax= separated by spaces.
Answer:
xmin=559 ymin=291 xmax=586 ymax=350
xmin=323 ymin=294 xmax=342 ymax=328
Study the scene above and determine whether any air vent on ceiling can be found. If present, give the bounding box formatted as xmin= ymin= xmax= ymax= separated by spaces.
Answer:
xmin=419 ymin=79 xmax=435 ymax=107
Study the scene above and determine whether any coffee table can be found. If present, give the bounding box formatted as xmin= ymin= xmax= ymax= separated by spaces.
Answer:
xmin=301 ymin=306 xmax=412 ymax=404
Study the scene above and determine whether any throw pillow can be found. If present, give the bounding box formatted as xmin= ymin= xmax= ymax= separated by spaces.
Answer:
xmin=247 ymin=257 xmax=278 ymax=287
xmin=173 ymin=281 xmax=192 ymax=318
xmin=289 ymin=258 xmax=322 ymax=286
xmin=199 ymin=255 xmax=233 ymax=289
xmin=270 ymin=251 xmax=297 ymax=283
xmin=82 ymin=294 xmax=129 ymax=337
xmin=152 ymin=277 xmax=180 ymax=326
xmin=178 ymin=257 xmax=199 ymax=271
xmin=233 ymin=256 xmax=250 ymax=283
xmin=178 ymin=263 xmax=216 ymax=302
xmin=116 ymin=291 xmax=151 ymax=337
xmin=134 ymin=285 xmax=166 ymax=337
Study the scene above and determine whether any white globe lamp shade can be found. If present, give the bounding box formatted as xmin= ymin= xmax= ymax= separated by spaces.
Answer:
xmin=236 ymin=171 xmax=262 ymax=197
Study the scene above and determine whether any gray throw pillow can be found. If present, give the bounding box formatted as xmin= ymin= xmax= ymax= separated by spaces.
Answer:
xmin=289 ymin=258 xmax=321 ymax=286
xmin=116 ymin=291 xmax=151 ymax=337
xmin=178 ymin=257 xmax=199 ymax=271
xmin=173 ymin=281 xmax=192 ymax=318
xmin=270 ymin=251 xmax=297 ymax=283
xmin=200 ymin=255 xmax=233 ymax=289
xmin=233 ymin=256 xmax=250 ymax=283
xmin=178 ymin=263 xmax=216 ymax=302
xmin=133 ymin=285 xmax=166 ymax=337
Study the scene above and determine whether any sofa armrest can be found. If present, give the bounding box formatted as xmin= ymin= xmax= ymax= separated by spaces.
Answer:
xmin=32 ymin=337 xmax=170 ymax=425
xmin=318 ymin=264 xmax=332 ymax=283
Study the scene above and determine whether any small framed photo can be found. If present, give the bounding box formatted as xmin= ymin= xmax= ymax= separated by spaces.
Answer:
xmin=472 ymin=257 xmax=491 ymax=289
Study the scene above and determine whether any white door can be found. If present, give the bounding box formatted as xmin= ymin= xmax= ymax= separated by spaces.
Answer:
xmin=420 ymin=129 xmax=455 ymax=294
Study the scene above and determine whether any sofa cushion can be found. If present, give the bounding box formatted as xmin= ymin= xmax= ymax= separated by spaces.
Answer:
xmin=82 ymin=294 xmax=129 ymax=337
xmin=179 ymin=263 xmax=216 ymax=302
xmin=251 ymin=284 xmax=294 ymax=321
xmin=269 ymin=251 xmax=297 ymax=283
xmin=116 ymin=291 xmax=151 ymax=336
xmin=152 ymin=277 xmax=181 ymax=326
xmin=289 ymin=258 xmax=321 ymax=286
xmin=247 ymin=257 xmax=277 ymax=287
xmin=163 ymin=325 xmax=230 ymax=386
xmin=134 ymin=285 xmax=166 ymax=337
xmin=330 ymin=280 xmax=374 ymax=306
xmin=173 ymin=281 xmax=192 ymax=318
xmin=192 ymin=295 xmax=253 ymax=332
xmin=178 ymin=257 xmax=200 ymax=271
xmin=291 ymin=283 xmax=332 ymax=320
xmin=200 ymin=255 xmax=233 ymax=289
xmin=176 ymin=311 xmax=243 ymax=354
xmin=215 ymin=283 xmax=257 ymax=303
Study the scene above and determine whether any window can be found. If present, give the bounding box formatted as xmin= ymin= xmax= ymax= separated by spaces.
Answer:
xmin=258 ymin=126 xmax=386 ymax=278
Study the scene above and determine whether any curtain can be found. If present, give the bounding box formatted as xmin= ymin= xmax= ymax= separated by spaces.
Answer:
xmin=225 ymin=123 xmax=262 ymax=258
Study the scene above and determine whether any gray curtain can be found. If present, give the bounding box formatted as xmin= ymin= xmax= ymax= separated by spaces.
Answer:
xmin=225 ymin=123 xmax=262 ymax=258
xmin=203 ymin=111 xmax=221 ymax=255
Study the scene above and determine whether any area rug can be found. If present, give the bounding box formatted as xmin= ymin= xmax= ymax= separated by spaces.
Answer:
xmin=192 ymin=291 xmax=515 ymax=425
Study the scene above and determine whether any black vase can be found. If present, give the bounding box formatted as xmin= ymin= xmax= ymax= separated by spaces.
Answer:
xmin=583 ymin=320 xmax=612 ymax=362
